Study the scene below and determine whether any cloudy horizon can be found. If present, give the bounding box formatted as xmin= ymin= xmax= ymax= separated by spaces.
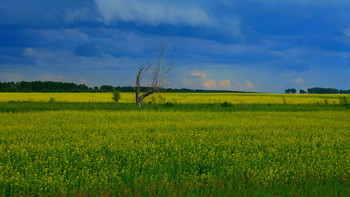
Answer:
xmin=1 ymin=0 xmax=350 ymax=93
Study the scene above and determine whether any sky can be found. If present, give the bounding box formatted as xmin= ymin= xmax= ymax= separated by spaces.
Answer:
xmin=1 ymin=0 xmax=350 ymax=93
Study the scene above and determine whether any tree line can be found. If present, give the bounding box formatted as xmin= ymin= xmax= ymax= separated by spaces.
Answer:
xmin=285 ymin=87 xmax=350 ymax=94
xmin=0 ymin=81 xmax=248 ymax=93
xmin=0 ymin=81 xmax=92 ymax=92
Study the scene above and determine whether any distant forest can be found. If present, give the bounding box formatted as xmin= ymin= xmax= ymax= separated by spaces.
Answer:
xmin=0 ymin=81 xmax=246 ymax=93
xmin=0 ymin=81 xmax=349 ymax=94
xmin=285 ymin=87 xmax=350 ymax=94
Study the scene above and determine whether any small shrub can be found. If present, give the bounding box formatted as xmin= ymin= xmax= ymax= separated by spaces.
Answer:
xmin=324 ymin=99 xmax=329 ymax=105
xmin=339 ymin=96 xmax=349 ymax=107
xmin=151 ymin=96 xmax=157 ymax=104
xmin=164 ymin=102 xmax=174 ymax=107
xmin=282 ymin=97 xmax=287 ymax=104
xmin=112 ymin=89 xmax=121 ymax=103
xmin=49 ymin=97 xmax=56 ymax=103
xmin=220 ymin=101 xmax=232 ymax=108
xmin=158 ymin=95 xmax=166 ymax=104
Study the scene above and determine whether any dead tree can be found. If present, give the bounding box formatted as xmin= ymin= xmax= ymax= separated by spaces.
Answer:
xmin=135 ymin=43 xmax=172 ymax=107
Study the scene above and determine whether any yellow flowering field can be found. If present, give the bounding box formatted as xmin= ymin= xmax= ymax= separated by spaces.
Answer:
xmin=0 ymin=108 xmax=349 ymax=196
xmin=0 ymin=92 xmax=349 ymax=104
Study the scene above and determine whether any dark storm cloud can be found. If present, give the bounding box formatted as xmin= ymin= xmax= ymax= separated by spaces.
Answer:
xmin=0 ymin=0 xmax=350 ymax=91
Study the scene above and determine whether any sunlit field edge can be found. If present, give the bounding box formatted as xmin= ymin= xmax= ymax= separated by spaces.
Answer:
xmin=0 ymin=92 xmax=349 ymax=104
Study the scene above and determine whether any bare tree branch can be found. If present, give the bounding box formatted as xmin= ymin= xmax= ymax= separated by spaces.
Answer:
xmin=135 ymin=42 xmax=172 ymax=106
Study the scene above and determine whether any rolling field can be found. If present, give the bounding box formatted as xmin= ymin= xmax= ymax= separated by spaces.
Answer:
xmin=0 ymin=93 xmax=350 ymax=196
xmin=0 ymin=92 xmax=349 ymax=104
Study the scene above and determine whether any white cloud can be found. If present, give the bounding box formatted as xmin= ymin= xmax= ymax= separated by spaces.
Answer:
xmin=190 ymin=71 xmax=206 ymax=78
xmin=246 ymin=81 xmax=254 ymax=88
xmin=184 ymin=71 xmax=233 ymax=90
xmin=293 ymin=77 xmax=305 ymax=84
xmin=235 ymin=80 xmax=255 ymax=91
xmin=219 ymin=80 xmax=231 ymax=90
xmin=94 ymin=0 xmax=213 ymax=26
xmin=203 ymin=78 xmax=217 ymax=89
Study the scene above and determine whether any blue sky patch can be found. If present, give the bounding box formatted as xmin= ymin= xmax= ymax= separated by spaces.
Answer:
xmin=0 ymin=0 xmax=349 ymax=92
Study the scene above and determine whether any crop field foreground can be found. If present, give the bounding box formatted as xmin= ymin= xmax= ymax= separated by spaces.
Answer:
xmin=0 ymin=93 xmax=350 ymax=196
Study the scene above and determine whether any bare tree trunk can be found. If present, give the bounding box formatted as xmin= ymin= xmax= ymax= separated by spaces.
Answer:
xmin=136 ymin=96 xmax=142 ymax=107
xmin=135 ymin=64 xmax=146 ymax=107
xmin=134 ymin=42 xmax=172 ymax=107
xmin=136 ymin=90 xmax=141 ymax=107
